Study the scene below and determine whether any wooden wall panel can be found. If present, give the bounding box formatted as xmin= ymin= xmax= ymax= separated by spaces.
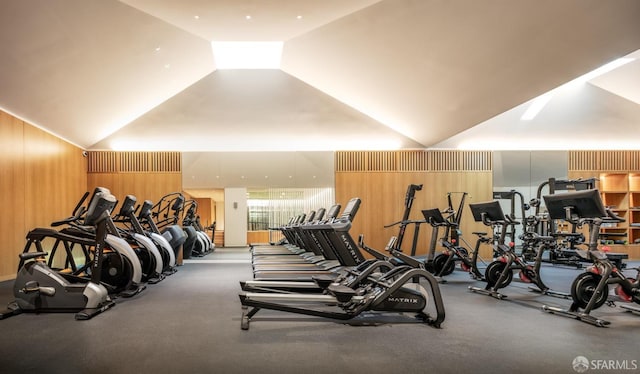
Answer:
xmin=0 ymin=111 xmax=25 ymax=280
xmin=193 ymin=197 xmax=216 ymax=228
xmin=87 ymin=172 xmax=182 ymax=206
xmin=23 ymin=125 xmax=87 ymax=228
xmin=335 ymin=170 xmax=493 ymax=258
xmin=247 ymin=231 xmax=269 ymax=245
xmin=0 ymin=110 xmax=87 ymax=281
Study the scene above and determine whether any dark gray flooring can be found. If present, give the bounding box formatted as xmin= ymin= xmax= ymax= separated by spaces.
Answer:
xmin=1 ymin=247 xmax=639 ymax=374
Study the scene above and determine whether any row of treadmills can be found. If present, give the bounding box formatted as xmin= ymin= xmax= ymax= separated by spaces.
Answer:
xmin=237 ymin=198 xmax=446 ymax=330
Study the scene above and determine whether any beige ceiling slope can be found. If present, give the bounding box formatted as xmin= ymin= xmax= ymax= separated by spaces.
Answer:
xmin=434 ymin=82 xmax=640 ymax=150
xmin=281 ymin=0 xmax=640 ymax=148
xmin=589 ymin=49 xmax=640 ymax=105
xmin=90 ymin=70 xmax=423 ymax=151
xmin=119 ymin=0 xmax=383 ymax=41
xmin=0 ymin=0 xmax=214 ymax=148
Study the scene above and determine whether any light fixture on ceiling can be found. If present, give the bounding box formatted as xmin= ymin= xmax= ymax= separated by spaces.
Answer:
xmin=194 ymin=15 xmax=200 ymax=20
xmin=245 ymin=15 xmax=252 ymax=20
xmin=211 ymin=41 xmax=283 ymax=69
xmin=520 ymin=56 xmax=635 ymax=121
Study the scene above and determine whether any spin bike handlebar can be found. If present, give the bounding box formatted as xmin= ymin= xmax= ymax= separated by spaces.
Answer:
xmin=384 ymin=219 xmax=426 ymax=228
xmin=519 ymin=231 xmax=555 ymax=243
xmin=604 ymin=208 xmax=625 ymax=223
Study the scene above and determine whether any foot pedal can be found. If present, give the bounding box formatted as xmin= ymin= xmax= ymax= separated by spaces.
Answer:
xmin=327 ymin=284 xmax=356 ymax=303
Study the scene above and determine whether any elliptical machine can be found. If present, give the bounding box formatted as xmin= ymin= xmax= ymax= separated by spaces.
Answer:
xmin=137 ymin=199 xmax=178 ymax=275
xmin=182 ymin=199 xmax=214 ymax=257
xmin=54 ymin=188 xmax=146 ymax=298
xmin=149 ymin=192 xmax=187 ymax=261
xmin=0 ymin=189 xmax=117 ymax=320
xmin=112 ymin=195 xmax=165 ymax=284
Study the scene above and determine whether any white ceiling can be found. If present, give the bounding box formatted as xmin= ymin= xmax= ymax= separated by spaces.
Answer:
xmin=0 ymin=0 xmax=639 ymax=157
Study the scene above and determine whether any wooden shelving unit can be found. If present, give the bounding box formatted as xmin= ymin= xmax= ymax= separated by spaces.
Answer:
xmin=568 ymin=150 xmax=640 ymax=259
xmin=629 ymin=173 xmax=640 ymax=245
xmin=568 ymin=172 xmax=640 ymax=258
xmin=599 ymin=172 xmax=629 ymax=244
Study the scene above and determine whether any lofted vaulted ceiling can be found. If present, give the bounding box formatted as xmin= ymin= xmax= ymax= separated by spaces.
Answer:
xmin=0 ymin=0 xmax=639 ymax=154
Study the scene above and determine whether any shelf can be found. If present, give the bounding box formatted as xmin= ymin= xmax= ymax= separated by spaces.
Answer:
xmin=600 ymin=191 xmax=628 ymax=210
xmin=630 ymin=227 xmax=640 ymax=245
xmin=568 ymin=170 xmax=640 ymax=258
xmin=600 ymin=172 xmax=628 ymax=191
xmin=629 ymin=192 xmax=640 ymax=209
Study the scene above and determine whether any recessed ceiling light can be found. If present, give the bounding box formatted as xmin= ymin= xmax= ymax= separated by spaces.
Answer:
xmin=164 ymin=63 xmax=171 ymax=69
xmin=296 ymin=15 xmax=302 ymax=20
xmin=155 ymin=47 xmax=161 ymax=52
xmin=245 ymin=15 xmax=252 ymax=20
xmin=194 ymin=15 xmax=200 ymax=20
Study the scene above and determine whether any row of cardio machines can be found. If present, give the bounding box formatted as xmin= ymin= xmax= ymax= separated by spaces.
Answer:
xmin=0 ymin=187 xmax=188 ymax=320
xmin=239 ymin=197 xmax=446 ymax=330
xmin=467 ymin=188 xmax=640 ymax=327
xmin=152 ymin=192 xmax=215 ymax=259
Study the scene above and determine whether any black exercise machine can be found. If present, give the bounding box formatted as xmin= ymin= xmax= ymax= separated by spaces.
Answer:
xmin=0 ymin=189 xmax=117 ymax=320
xmin=541 ymin=189 xmax=640 ymax=327
xmin=423 ymin=208 xmax=485 ymax=280
xmin=239 ymin=230 xmax=445 ymax=330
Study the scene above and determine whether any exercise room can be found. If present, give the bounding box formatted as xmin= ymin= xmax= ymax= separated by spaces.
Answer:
xmin=1 ymin=1 xmax=640 ymax=373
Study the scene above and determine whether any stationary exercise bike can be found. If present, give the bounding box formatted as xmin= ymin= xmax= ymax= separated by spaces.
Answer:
xmin=424 ymin=206 xmax=485 ymax=280
xmin=541 ymin=189 xmax=640 ymax=327
xmin=0 ymin=189 xmax=117 ymax=320
xmin=467 ymin=200 xmax=566 ymax=299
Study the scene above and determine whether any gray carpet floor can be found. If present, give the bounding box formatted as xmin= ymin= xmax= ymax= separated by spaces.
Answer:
xmin=1 ymin=247 xmax=639 ymax=374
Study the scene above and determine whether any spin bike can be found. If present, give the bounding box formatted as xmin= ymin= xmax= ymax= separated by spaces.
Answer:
xmin=541 ymin=189 xmax=640 ymax=327
xmin=423 ymin=207 xmax=485 ymax=280
xmin=467 ymin=200 xmax=566 ymax=299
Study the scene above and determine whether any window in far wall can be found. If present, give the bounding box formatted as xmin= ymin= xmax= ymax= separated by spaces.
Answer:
xmin=247 ymin=188 xmax=335 ymax=231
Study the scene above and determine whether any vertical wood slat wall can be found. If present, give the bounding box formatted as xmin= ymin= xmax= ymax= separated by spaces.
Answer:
xmin=569 ymin=150 xmax=640 ymax=171
xmin=335 ymin=150 xmax=493 ymax=258
xmin=0 ymin=110 xmax=87 ymax=281
xmin=87 ymin=151 xmax=183 ymax=207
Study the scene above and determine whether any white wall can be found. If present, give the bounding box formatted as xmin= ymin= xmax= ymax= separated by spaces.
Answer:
xmin=224 ymin=187 xmax=247 ymax=247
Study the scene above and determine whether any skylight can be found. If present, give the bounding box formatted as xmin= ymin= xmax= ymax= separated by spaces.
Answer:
xmin=211 ymin=41 xmax=283 ymax=69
